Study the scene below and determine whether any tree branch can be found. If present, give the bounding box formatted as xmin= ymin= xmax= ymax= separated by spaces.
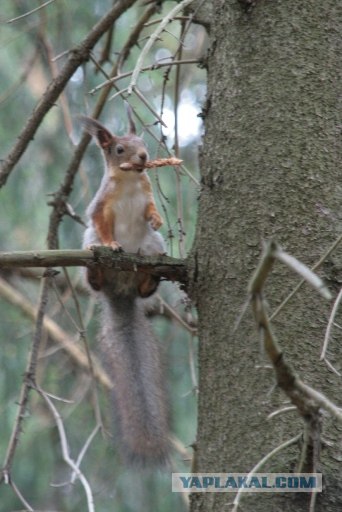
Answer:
xmin=0 ymin=248 xmax=188 ymax=285
xmin=0 ymin=0 xmax=138 ymax=187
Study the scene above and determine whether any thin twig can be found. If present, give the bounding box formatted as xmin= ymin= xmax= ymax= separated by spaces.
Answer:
xmin=62 ymin=269 xmax=103 ymax=427
xmin=132 ymin=87 xmax=167 ymax=127
xmin=231 ymin=434 xmax=302 ymax=512
xmin=321 ymin=286 xmax=342 ymax=360
xmin=89 ymin=59 xmax=200 ymax=94
xmin=188 ymin=334 xmax=198 ymax=391
xmin=322 ymin=357 xmax=341 ymax=377
xmin=6 ymin=0 xmax=57 ymax=23
xmin=71 ymin=424 xmax=101 ymax=484
xmin=0 ymin=48 xmax=40 ymax=105
xmin=127 ymin=0 xmax=195 ymax=94
xmin=271 ymin=233 xmax=342 ymax=320
xmin=173 ymin=17 xmax=192 ymax=258
xmin=144 ymin=15 xmax=192 ymax=27
xmin=156 ymin=294 xmax=197 ymax=333
xmin=36 ymin=386 xmax=95 ymax=512
xmin=38 ymin=29 xmax=73 ymax=139
xmin=51 ymin=280 xmax=82 ymax=332
xmin=108 ymin=86 xmax=130 ymax=101
xmin=10 ymin=479 xmax=34 ymax=512
xmin=267 ymin=406 xmax=297 ymax=420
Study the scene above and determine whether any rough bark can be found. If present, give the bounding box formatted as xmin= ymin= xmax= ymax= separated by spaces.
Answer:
xmin=190 ymin=1 xmax=342 ymax=511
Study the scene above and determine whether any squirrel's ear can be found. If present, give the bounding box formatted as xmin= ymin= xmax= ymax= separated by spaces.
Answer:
xmin=79 ymin=116 xmax=113 ymax=149
xmin=125 ymin=102 xmax=136 ymax=135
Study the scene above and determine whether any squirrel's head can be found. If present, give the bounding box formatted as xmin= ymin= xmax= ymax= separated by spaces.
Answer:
xmin=80 ymin=104 xmax=148 ymax=172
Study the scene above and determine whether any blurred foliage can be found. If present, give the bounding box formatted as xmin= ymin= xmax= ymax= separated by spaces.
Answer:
xmin=0 ymin=1 xmax=206 ymax=511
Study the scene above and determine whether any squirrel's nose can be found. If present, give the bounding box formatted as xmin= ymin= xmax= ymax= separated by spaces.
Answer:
xmin=138 ymin=150 xmax=147 ymax=163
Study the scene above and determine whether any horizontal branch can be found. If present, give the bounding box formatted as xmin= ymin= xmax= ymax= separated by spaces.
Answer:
xmin=0 ymin=248 xmax=188 ymax=285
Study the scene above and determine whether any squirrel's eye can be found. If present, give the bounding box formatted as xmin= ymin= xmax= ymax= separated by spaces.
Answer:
xmin=116 ymin=145 xmax=125 ymax=155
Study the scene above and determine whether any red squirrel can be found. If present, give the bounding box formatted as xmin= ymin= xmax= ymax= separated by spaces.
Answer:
xmin=81 ymin=107 xmax=170 ymax=466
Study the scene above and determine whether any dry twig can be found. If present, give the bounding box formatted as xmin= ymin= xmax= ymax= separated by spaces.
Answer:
xmin=119 ymin=157 xmax=183 ymax=171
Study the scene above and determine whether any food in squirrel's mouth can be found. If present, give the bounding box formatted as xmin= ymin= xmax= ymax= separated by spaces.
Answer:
xmin=119 ymin=157 xmax=182 ymax=171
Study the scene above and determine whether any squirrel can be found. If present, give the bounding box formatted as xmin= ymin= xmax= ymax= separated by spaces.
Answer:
xmin=80 ymin=107 xmax=170 ymax=467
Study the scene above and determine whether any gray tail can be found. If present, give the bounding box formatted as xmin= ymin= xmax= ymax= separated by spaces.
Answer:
xmin=99 ymin=288 xmax=170 ymax=467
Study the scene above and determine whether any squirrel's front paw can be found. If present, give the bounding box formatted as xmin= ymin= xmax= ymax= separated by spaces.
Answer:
xmin=149 ymin=212 xmax=163 ymax=231
xmin=108 ymin=240 xmax=122 ymax=252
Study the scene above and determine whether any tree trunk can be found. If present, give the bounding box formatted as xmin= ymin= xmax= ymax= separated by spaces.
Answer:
xmin=190 ymin=1 xmax=342 ymax=511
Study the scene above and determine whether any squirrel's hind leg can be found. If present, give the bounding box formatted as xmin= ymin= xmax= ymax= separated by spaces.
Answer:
xmin=137 ymin=273 xmax=160 ymax=298
xmin=86 ymin=267 xmax=104 ymax=291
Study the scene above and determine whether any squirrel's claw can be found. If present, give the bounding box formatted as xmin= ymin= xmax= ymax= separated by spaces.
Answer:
xmin=109 ymin=241 xmax=123 ymax=252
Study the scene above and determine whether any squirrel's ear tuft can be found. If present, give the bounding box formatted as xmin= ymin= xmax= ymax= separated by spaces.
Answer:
xmin=125 ymin=102 xmax=136 ymax=135
xmin=79 ymin=115 xmax=113 ymax=149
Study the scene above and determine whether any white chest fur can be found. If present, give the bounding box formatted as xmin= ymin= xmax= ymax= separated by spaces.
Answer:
xmin=112 ymin=177 xmax=150 ymax=252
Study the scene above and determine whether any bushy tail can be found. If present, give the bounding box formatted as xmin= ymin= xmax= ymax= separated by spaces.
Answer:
xmin=98 ymin=287 xmax=170 ymax=466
